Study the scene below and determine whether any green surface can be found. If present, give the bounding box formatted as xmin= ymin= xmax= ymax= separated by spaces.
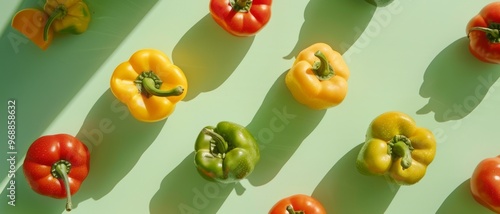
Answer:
xmin=1 ymin=0 xmax=499 ymax=213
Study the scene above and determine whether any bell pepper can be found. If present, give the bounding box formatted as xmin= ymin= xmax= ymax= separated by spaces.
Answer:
xmin=194 ymin=121 xmax=260 ymax=183
xmin=269 ymin=194 xmax=326 ymax=214
xmin=22 ymin=134 xmax=90 ymax=211
xmin=11 ymin=8 xmax=54 ymax=50
xmin=43 ymin=0 xmax=91 ymax=41
xmin=285 ymin=43 xmax=350 ymax=110
xmin=365 ymin=0 xmax=394 ymax=7
xmin=209 ymin=0 xmax=272 ymax=37
xmin=110 ymin=49 xmax=188 ymax=122
xmin=466 ymin=2 xmax=500 ymax=64
xmin=356 ymin=111 xmax=437 ymax=185
xmin=470 ymin=155 xmax=500 ymax=213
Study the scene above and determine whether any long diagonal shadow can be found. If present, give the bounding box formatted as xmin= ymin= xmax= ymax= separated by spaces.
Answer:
xmin=285 ymin=0 xmax=375 ymax=59
xmin=172 ymin=14 xmax=254 ymax=101
xmin=246 ymin=72 xmax=326 ymax=186
xmin=417 ymin=37 xmax=500 ymax=122
xmin=312 ymin=144 xmax=400 ymax=214
xmin=149 ymin=152 xmax=236 ymax=214
xmin=0 ymin=1 xmax=159 ymax=213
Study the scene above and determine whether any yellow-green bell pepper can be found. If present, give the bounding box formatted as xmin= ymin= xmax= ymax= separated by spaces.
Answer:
xmin=356 ymin=111 xmax=437 ymax=185
xmin=43 ymin=0 xmax=91 ymax=41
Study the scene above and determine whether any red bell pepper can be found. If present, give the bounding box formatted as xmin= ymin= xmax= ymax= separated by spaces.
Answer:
xmin=466 ymin=2 xmax=500 ymax=64
xmin=209 ymin=0 xmax=272 ymax=37
xmin=470 ymin=155 xmax=500 ymax=213
xmin=269 ymin=194 xmax=326 ymax=214
xmin=23 ymin=134 xmax=90 ymax=211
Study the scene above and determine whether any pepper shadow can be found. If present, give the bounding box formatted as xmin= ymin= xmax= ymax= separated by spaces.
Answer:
xmin=0 ymin=0 xmax=159 ymax=191
xmin=284 ymin=0 xmax=374 ymax=59
xmin=172 ymin=14 xmax=254 ymax=101
xmin=312 ymin=144 xmax=400 ymax=214
xmin=436 ymin=179 xmax=491 ymax=214
xmin=417 ymin=37 xmax=500 ymax=122
xmin=71 ymin=89 xmax=166 ymax=207
xmin=149 ymin=152 xmax=236 ymax=214
xmin=246 ymin=72 xmax=326 ymax=186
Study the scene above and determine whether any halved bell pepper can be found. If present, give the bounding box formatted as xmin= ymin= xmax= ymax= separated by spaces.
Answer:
xmin=285 ymin=43 xmax=350 ymax=110
xmin=43 ymin=0 xmax=91 ymax=41
xmin=11 ymin=8 xmax=54 ymax=50
xmin=194 ymin=121 xmax=260 ymax=183
xmin=110 ymin=49 xmax=188 ymax=122
xmin=356 ymin=111 xmax=436 ymax=185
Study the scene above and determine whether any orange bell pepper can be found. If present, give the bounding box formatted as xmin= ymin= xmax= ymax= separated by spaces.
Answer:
xmin=11 ymin=8 xmax=54 ymax=50
xmin=285 ymin=43 xmax=350 ymax=110
xmin=110 ymin=49 xmax=188 ymax=122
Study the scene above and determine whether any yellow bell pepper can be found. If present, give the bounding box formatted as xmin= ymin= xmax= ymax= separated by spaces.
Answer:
xmin=356 ymin=111 xmax=437 ymax=185
xmin=285 ymin=43 xmax=350 ymax=110
xmin=43 ymin=0 xmax=91 ymax=41
xmin=110 ymin=49 xmax=188 ymax=122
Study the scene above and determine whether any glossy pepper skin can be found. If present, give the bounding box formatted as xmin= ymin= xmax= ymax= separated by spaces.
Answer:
xmin=470 ymin=155 xmax=500 ymax=213
xmin=11 ymin=8 xmax=54 ymax=50
xmin=210 ymin=0 xmax=272 ymax=36
xmin=194 ymin=121 xmax=260 ymax=183
xmin=23 ymin=134 xmax=90 ymax=211
xmin=466 ymin=2 xmax=500 ymax=64
xmin=43 ymin=0 xmax=91 ymax=41
xmin=285 ymin=43 xmax=350 ymax=110
xmin=356 ymin=111 xmax=436 ymax=185
xmin=269 ymin=194 xmax=326 ymax=214
xmin=110 ymin=49 xmax=188 ymax=122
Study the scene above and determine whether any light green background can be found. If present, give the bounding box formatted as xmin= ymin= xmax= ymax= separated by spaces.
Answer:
xmin=1 ymin=0 xmax=500 ymax=213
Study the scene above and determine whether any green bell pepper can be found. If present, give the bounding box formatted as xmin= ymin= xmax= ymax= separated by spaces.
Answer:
xmin=194 ymin=121 xmax=260 ymax=183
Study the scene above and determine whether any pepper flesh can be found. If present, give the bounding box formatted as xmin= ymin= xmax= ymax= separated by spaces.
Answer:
xmin=269 ymin=194 xmax=326 ymax=214
xmin=44 ymin=0 xmax=91 ymax=41
xmin=356 ymin=111 xmax=436 ymax=185
xmin=285 ymin=43 xmax=350 ymax=110
xmin=110 ymin=49 xmax=188 ymax=122
xmin=23 ymin=134 xmax=90 ymax=211
xmin=194 ymin=121 xmax=260 ymax=183
xmin=466 ymin=2 xmax=500 ymax=64
xmin=470 ymin=155 xmax=500 ymax=213
xmin=209 ymin=0 xmax=272 ymax=36
xmin=11 ymin=8 xmax=54 ymax=50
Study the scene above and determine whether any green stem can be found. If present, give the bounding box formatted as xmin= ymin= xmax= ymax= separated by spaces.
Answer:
xmin=43 ymin=7 xmax=64 ymax=41
xmin=142 ymin=78 xmax=184 ymax=97
xmin=286 ymin=205 xmax=304 ymax=214
xmin=203 ymin=128 xmax=229 ymax=155
xmin=389 ymin=135 xmax=413 ymax=170
xmin=468 ymin=26 xmax=500 ymax=43
xmin=135 ymin=71 xmax=184 ymax=98
xmin=312 ymin=51 xmax=335 ymax=81
xmin=52 ymin=160 xmax=72 ymax=211
xmin=231 ymin=0 xmax=252 ymax=12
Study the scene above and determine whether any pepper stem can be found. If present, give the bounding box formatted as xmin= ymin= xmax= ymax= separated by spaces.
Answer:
xmin=468 ymin=26 xmax=500 ymax=43
xmin=389 ymin=135 xmax=414 ymax=170
xmin=286 ymin=205 xmax=305 ymax=214
xmin=202 ymin=128 xmax=229 ymax=156
xmin=312 ymin=51 xmax=335 ymax=81
xmin=231 ymin=0 xmax=252 ymax=12
xmin=52 ymin=160 xmax=73 ymax=211
xmin=135 ymin=71 xmax=184 ymax=98
xmin=43 ymin=6 xmax=65 ymax=41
